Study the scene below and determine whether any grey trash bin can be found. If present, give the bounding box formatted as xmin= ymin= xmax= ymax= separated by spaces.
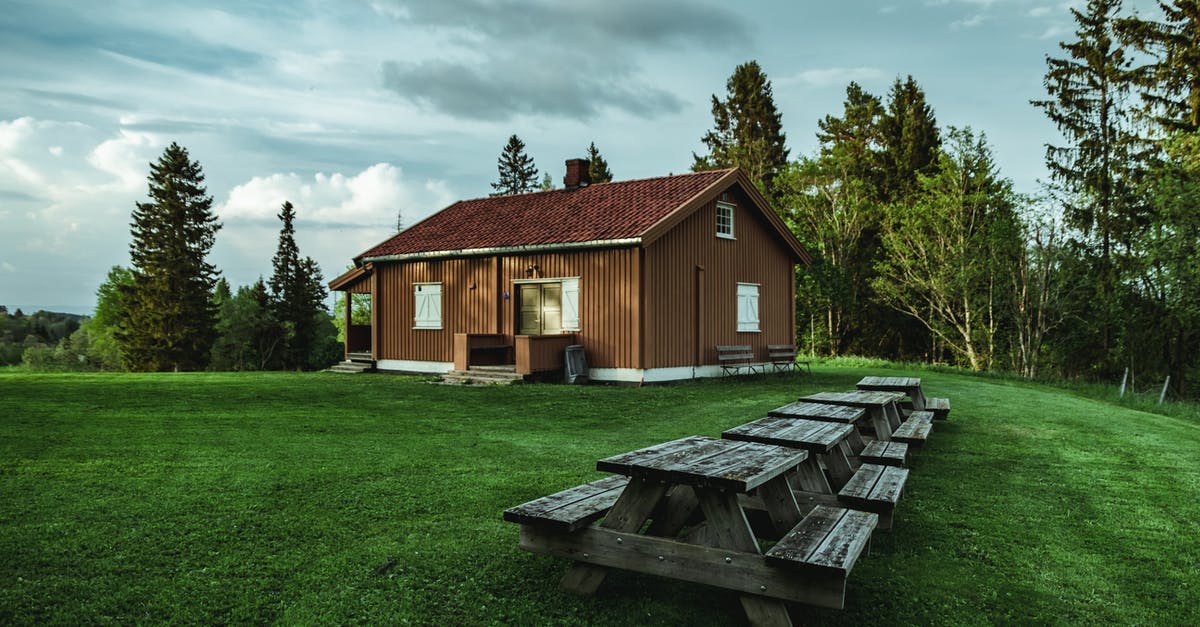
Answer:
xmin=564 ymin=345 xmax=589 ymax=384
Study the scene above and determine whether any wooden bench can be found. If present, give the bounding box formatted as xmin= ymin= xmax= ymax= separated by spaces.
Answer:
xmin=891 ymin=411 xmax=933 ymax=448
xmin=764 ymin=505 xmax=877 ymax=577
xmin=716 ymin=344 xmax=759 ymax=375
xmin=837 ymin=463 xmax=909 ymax=530
xmin=926 ymin=397 xmax=951 ymax=420
xmin=502 ymin=475 xmax=629 ymax=532
xmin=858 ymin=440 xmax=908 ymax=467
xmin=767 ymin=344 xmax=810 ymax=373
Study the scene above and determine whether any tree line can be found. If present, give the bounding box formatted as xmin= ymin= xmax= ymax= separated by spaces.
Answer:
xmin=15 ymin=143 xmax=339 ymax=372
xmin=687 ymin=0 xmax=1200 ymax=397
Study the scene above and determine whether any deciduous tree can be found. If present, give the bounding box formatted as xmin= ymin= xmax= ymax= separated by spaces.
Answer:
xmin=586 ymin=142 xmax=613 ymax=183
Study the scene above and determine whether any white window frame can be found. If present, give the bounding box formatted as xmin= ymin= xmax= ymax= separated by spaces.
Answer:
xmin=736 ymin=282 xmax=760 ymax=333
xmin=716 ymin=200 xmax=735 ymax=239
xmin=413 ymin=282 xmax=442 ymax=330
xmin=512 ymin=276 xmax=582 ymax=332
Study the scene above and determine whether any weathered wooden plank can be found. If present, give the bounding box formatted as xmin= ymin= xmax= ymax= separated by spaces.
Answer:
xmin=560 ymin=477 xmax=667 ymax=595
xmin=892 ymin=419 xmax=932 ymax=446
xmin=790 ymin=457 xmax=833 ymax=494
xmin=596 ymin=436 xmax=723 ymax=477
xmin=802 ymin=390 xmax=905 ymax=407
xmin=519 ymin=525 xmax=848 ymax=608
xmin=667 ymin=440 xmax=807 ymax=492
xmin=769 ymin=402 xmax=865 ymax=423
xmin=763 ymin=505 xmax=845 ymax=573
xmin=837 ymin=464 xmax=883 ymax=503
xmin=908 ymin=410 xmax=935 ymax=424
xmin=723 ymin=417 xmax=852 ymax=454
xmin=926 ymin=397 xmax=950 ymax=419
xmin=503 ymin=475 xmax=629 ymax=532
xmin=806 ymin=508 xmax=877 ymax=575
xmin=859 ymin=440 xmax=907 ymax=467
xmin=869 ymin=466 xmax=908 ymax=504
xmin=645 ymin=485 xmax=699 ymax=537
xmin=823 ymin=446 xmax=855 ymax=491
xmin=757 ymin=474 xmax=803 ymax=536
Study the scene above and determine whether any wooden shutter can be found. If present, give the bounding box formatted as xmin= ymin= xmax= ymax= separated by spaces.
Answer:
xmin=737 ymin=283 xmax=759 ymax=332
xmin=562 ymin=278 xmax=580 ymax=331
xmin=414 ymin=283 xmax=442 ymax=329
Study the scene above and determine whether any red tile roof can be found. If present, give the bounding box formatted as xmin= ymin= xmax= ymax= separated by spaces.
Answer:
xmin=358 ymin=169 xmax=735 ymax=260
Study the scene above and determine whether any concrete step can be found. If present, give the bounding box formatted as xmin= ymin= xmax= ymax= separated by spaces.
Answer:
xmin=347 ymin=352 xmax=374 ymax=363
xmin=441 ymin=369 xmax=526 ymax=385
xmin=327 ymin=361 xmax=374 ymax=374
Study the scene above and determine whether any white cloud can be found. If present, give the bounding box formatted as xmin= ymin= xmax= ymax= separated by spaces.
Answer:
xmin=87 ymin=130 xmax=161 ymax=191
xmin=951 ymin=14 xmax=989 ymax=29
xmin=780 ymin=66 xmax=886 ymax=88
xmin=0 ymin=261 xmax=15 ymax=274
xmin=1029 ymin=6 xmax=1052 ymax=17
xmin=218 ymin=163 xmax=455 ymax=227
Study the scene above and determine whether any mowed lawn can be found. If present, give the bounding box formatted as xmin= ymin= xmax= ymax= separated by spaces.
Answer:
xmin=1 ymin=367 xmax=1198 ymax=625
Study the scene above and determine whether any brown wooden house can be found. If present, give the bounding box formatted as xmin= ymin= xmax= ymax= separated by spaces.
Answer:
xmin=328 ymin=160 xmax=811 ymax=383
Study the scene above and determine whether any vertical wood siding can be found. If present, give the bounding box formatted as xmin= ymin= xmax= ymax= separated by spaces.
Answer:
xmin=643 ymin=183 xmax=797 ymax=368
xmin=374 ymin=247 xmax=641 ymax=368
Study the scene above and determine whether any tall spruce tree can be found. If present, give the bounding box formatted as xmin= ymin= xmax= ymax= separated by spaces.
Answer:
xmin=1032 ymin=0 xmax=1146 ymax=370
xmin=692 ymin=61 xmax=789 ymax=202
xmin=879 ymin=76 xmax=941 ymax=202
xmin=119 ymin=142 xmax=221 ymax=372
xmin=586 ymin=142 xmax=613 ymax=183
xmin=1118 ymin=1 xmax=1200 ymax=133
xmin=268 ymin=201 xmax=328 ymax=370
xmin=490 ymin=134 xmax=539 ymax=196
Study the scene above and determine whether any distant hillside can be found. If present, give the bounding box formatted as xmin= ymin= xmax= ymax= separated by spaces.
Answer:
xmin=0 ymin=307 xmax=88 ymax=365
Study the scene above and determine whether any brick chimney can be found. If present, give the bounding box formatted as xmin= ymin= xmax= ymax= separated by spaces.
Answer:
xmin=563 ymin=158 xmax=590 ymax=190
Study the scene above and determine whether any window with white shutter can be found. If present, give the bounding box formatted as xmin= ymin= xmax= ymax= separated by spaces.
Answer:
xmin=736 ymin=283 xmax=759 ymax=332
xmin=562 ymin=278 xmax=580 ymax=331
xmin=413 ymin=283 xmax=442 ymax=329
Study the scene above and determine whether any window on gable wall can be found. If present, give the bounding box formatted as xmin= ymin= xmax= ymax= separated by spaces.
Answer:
xmin=737 ymin=283 xmax=759 ymax=332
xmin=716 ymin=200 xmax=735 ymax=239
xmin=413 ymin=282 xmax=442 ymax=329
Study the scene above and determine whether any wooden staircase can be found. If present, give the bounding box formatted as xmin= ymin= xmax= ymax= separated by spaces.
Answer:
xmin=441 ymin=365 xmax=526 ymax=385
xmin=327 ymin=352 xmax=375 ymax=374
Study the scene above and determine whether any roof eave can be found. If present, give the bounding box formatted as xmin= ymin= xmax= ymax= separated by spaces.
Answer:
xmin=360 ymin=237 xmax=642 ymax=264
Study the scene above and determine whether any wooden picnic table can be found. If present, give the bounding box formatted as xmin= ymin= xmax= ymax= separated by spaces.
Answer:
xmin=798 ymin=391 xmax=905 ymax=442
xmin=766 ymin=402 xmax=868 ymax=454
xmin=507 ymin=435 xmax=879 ymax=622
xmin=722 ymin=416 xmax=857 ymax=490
xmin=855 ymin=376 xmax=927 ymax=411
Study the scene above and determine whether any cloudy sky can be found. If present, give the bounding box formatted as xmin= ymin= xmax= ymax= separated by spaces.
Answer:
xmin=0 ymin=0 xmax=1158 ymax=313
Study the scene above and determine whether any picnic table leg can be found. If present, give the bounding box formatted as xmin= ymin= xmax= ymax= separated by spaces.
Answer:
xmin=559 ymin=478 xmax=668 ymax=595
xmin=756 ymin=475 xmax=803 ymax=536
xmin=694 ymin=488 xmax=794 ymax=627
xmin=911 ymin=387 xmax=927 ymax=411
xmin=868 ymin=408 xmax=892 ymax=441
xmin=822 ymin=448 xmax=855 ymax=491
xmin=844 ymin=428 xmax=866 ymax=455
xmin=646 ymin=485 xmax=699 ymax=537
xmin=790 ymin=456 xmax=833 ymax=494
xmin=884 ymin=402 xmax=902 ymax=431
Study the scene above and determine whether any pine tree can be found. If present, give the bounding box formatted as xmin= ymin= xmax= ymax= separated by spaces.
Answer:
xmin=692 ymin=61 xmax=789 ymax=201
xmin=118 ymin=142 xmax=221 ymax=372
xmin=268 ymin=201 xmax=327 ymax=370
xmin=586 ymin=142 xmax=613 ymax=183
xmin=491 ymin=134 xmax=539 ymax=196
xmin=879 ymin=76 xmax=941 ymax=202
xmin=1118 ymin=1 xmax=1200 ymax=133
xmin=539 ymin=172 xmax=554 ymax=191
xmin=1032 ymin=0 xmax=1147 ymax=370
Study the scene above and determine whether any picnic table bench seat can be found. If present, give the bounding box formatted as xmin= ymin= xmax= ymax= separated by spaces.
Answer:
xmin=716 ymin=344 xmax=759 ymax=376
xmin=858 ymin=440 xmax=908 ymax=467
xmin=503 ymin=475 xmax=630 ymax=532
xmin=836 ymin=463 xmax=909 ymax=530
xmin=926 ymin=397 xmax=951 ymax=420
xmin=764 ymin=505 xmax=877 ymax=577
xmin=890 ymin=410 xmax=933 ymax=448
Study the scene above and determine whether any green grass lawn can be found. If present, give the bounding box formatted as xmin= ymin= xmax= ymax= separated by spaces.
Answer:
xmin=1 ymin=367 xmax=1198 ymax=624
